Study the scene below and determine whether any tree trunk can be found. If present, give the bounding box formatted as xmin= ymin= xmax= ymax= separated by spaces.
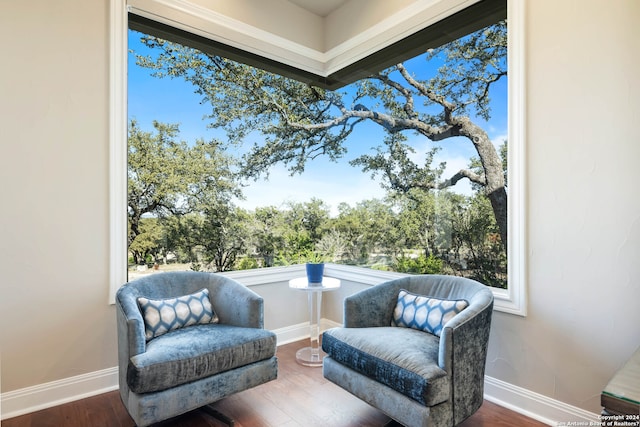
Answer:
xmin=458 ymin=118 xmax=508 ymax=252
xmin=487 ymin=186 xmax=508 ymax=252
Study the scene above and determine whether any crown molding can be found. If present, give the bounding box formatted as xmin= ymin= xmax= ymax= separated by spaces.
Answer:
xmin=323 ymin=0 xmax=481 ymax=75
xmin=128 ymin=0 xmax=326 ymax=75
xmin=127 ymin=0 xmax=481 ymax=77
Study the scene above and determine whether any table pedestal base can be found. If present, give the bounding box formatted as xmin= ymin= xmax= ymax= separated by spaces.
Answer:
xmin=295 ymin=346 xmax=325 ymax=367
xmin=288 ymin=276 xmax=341 ymax=368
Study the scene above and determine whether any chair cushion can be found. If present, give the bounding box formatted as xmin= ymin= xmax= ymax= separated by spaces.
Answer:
xmin=138 ymin=288 xmax=219 ymax=340
xmin=391 ymin=289 xmax=468 ymax=337
xmin=322 ymin=326 xmax=450 ymax=406
xmin=127 ymin=323 xmax=277 ymax=393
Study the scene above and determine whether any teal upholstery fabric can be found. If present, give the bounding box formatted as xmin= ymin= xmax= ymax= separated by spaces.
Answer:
xmin=322 ymin=326 xmax=449 ymax=406
xmin=127 ymin=357 xmax=277 ymax=426
xmin=128 ymin=323 xmax=276 ymax=393
xmin=116 ymin=271 xmax=278 ymax=427
xmin=322 ymin=275 xmax=493 ymax=427
xmin=323 ymin=357 xmax=453 ymax=427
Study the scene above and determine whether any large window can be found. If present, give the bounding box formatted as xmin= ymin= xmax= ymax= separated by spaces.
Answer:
xmin=110 ymin=0 xmax=525 ymax=315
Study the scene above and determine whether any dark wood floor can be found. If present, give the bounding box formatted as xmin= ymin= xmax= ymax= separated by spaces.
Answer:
xmin=3 ymin=340 xmax=547 ymax=427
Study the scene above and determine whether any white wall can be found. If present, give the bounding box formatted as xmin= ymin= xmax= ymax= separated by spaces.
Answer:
xmin=485 ymin=0 xmax=640 ymax=413
xmin=1 ymin=0 xmax=639 ymax=420
xmin=0 ymin=0 xmax=116 ymax=392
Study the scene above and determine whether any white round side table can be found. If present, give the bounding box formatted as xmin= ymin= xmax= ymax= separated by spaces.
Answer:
xmin=288 ymin=276 xmax=341 ymax=367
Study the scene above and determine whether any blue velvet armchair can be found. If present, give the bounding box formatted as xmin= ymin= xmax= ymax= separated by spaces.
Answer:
xmin=322 ymin=275 xmax=494 ymax=427
xmin=116 ymin=271 xmax=277 ymax=426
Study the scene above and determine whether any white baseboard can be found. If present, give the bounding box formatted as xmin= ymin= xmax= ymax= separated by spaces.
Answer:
xmin=273 ymin=321 xmax=311 ymax=346
xmin=1 ymin=320 xmax=601 ymax=426
xmin=483 ymin=375 xmax=601 ymax=426
xmin=1 ymin=367 xmax=119 ymax=420
xmin=273 ymin=319 xmax=341 ymax=346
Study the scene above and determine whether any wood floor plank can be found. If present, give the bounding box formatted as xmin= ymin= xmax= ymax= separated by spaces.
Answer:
xmin=2 ymin=340 xmax=547 ymax=427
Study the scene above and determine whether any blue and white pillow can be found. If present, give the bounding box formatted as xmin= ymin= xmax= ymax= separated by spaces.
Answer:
xmin=391 ymin=289 xmax=468 ymax=337
xmin=138 ymin=288 xmax=219 ymax=341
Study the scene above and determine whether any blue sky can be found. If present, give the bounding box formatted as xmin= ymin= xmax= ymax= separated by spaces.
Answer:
xmin=128 ymin=30 xmax=507 ymax=215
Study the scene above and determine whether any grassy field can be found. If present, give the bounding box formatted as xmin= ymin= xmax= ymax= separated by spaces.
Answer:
xmin=127 ymin=262 xmax=193 ymax=281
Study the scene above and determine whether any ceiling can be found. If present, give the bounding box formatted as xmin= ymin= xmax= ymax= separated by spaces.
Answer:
xmin=286 ymin=0 xmax=349 ymax=17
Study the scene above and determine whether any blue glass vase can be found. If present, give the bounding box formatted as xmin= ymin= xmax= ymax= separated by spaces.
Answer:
xmin=305 ymin=263 xmax=324 ymax=284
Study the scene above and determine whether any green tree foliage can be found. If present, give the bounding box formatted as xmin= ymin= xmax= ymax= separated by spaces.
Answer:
xmin=200 ymin=205 xmax=251 ymax=272
xmin=128 ymin=217 xmax=163 ymax=265
xmin=236 ymin=257 xmax=259 ymax=270
xmin=249 ymin=206 xmax=287 ymax=267
xmin=450 ymin=194 xmax=506 ymax=288
xmin=316 ymin=229 xmax=350 ymax=263
xmin=127 ymin=120 xmax=240 ymax=262
xmin=393 ymin=254 xmax=444 ymax=275
xmin=330 ymin=199 xmax=399 ymax=264
xmin=127 ymin=194 xmax=506 ymax=286
xmin=163 ymin=213 xmax=205 ymax=263
xmin=283 ymin=198 xmax=331 ymax=244
xmin=157 ymin=207 xmax=252 ymax=272
xmin=271 ymin=199 xmax=331 ymax=265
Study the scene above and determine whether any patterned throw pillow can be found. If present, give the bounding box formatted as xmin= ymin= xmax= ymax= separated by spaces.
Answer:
xmin=138 ymin=288 xmax=219 ymax=341
xmin=391 ymin=289 xmax=468 ymax=337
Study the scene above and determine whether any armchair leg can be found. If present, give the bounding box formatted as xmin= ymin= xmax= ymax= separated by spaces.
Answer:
xmin=202 ymin=404 xmax=235 ymax=426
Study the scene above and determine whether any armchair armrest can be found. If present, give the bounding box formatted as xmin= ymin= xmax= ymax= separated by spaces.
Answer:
xmin=344 ymin=281 xmax=402 ymax=327
xmin=439 ymin=289 xmax=493 ymax=425
xmin=438 ymin=288 xmax=493 ymax=370
xmin=116 ymin=289 xmax=147 ymax=357
xmin=115 ymin=288 xmax=147 ymax=405
xmin=208 ymin=278 xmax=264 ymax=329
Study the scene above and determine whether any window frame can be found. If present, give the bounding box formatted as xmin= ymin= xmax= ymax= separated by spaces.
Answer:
xmin=109 ymin=0 xmax=128 ymax=304
xmin=109 ymin=0 xmax=526 ymax=316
